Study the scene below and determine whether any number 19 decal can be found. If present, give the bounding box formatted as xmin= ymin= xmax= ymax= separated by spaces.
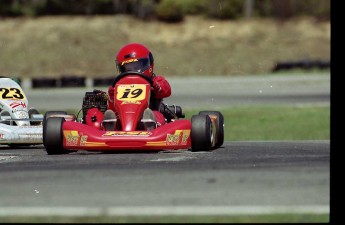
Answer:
xmin=116 ymin=84 xmax=146 ymax=101
xmin=0 ymin=88 xmax=26 ymax=100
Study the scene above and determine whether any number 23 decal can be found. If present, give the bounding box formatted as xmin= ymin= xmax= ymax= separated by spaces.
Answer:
xmin=0 ymin=88 xmax=26 ymax=100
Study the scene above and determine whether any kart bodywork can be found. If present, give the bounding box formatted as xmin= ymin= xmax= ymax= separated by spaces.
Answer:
xmin=0 ymin=77 xmax=43 ymax=146
xmin=43 ymin=72 xmax=224 ymax=154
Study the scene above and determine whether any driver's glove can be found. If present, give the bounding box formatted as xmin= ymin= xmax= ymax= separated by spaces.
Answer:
xmin=152 ymin=80 xmax=162 ymax=94
xmin=151 ymin=75 xmax=171 ymax=99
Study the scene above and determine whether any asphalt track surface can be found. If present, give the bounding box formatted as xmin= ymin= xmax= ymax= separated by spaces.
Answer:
xmin=0 ymin=141 xmax=330 ymax=216
xmin=0 ymin=74 xmax=330 ymax=217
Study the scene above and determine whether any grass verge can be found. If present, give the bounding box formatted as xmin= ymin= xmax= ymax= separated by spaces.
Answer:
xmin=184 ymin=105 xmax=330 ymax=141
xmin=64 ymin=104 xmax=329 ymax=141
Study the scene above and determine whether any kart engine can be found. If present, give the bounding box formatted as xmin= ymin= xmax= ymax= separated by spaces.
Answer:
xmin=82 ymin=90 xmax=108 ymax=121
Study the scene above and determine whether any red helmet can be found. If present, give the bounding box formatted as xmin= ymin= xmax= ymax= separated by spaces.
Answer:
xmin=116 ymin=43 xmax=154 ymax=78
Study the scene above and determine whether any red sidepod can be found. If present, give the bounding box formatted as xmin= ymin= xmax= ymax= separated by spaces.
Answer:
xmin=62 ymin=119 xmax=192 ymax=151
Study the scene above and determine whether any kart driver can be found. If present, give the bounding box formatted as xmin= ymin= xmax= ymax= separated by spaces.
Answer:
xmin=104 ymin=42 xmax=172 ymax=130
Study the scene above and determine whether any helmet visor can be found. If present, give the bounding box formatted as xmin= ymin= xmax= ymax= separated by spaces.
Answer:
xmin=119 ymin=58 xmax=150 ymax=73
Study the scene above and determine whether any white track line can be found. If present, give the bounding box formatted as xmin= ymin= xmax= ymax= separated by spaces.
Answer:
xmin=0 ymin=205 xmax=329 ymax=216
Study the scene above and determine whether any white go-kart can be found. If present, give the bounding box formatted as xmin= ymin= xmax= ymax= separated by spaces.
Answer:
xmin=0 ymin=77 xmax=43 ymax=147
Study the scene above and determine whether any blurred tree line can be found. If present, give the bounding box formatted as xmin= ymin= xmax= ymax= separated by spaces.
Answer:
xmin=0 ymin=0 xmax=330 ymax=21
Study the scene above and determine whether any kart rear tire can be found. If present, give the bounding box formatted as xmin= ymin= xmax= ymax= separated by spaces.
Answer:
xmin=191 ymin=114 xmax=213 ymax=152
xmin=43 ymin=111 xmax=67 ymax=127
xmin=28 ymin=108 xmax=42 ymax=126
xmin=43 ymin=111 xmax=67 ymax=120
xmin=199 ymin=111 xmax=224 ymax=149
xmin=43 ymin=117 xmax=67 ymax=155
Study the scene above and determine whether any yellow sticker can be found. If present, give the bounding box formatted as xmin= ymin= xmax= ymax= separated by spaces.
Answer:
xmin=0 ymin=88 xmax=26 ymax=100
xmin=121 ymin=58 xmax=138 ymax=65
xmin=116 ymin=84 xmax=146 ymax=101
xmin=166 ymin=130 xmax=190 ymax=146
xmin=103 ymin=131 xmax=151 ymax=136
xmin=63 ymin=130 xmax=80 ymax=146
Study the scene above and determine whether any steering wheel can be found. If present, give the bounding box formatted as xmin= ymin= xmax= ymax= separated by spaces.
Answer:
xmin=112 ymin=72 xmax=153 ymax=87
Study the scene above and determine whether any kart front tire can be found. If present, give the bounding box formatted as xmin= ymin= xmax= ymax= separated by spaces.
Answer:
xmin=199 ymin=111 xmax=224 ymax=149
xmin=43 ymin=117 xmax=67 ymax=155
xmin=191 ymin=114 xmax=212 ymax=152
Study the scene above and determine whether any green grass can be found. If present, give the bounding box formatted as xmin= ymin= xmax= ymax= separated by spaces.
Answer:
xmin=0 ymin=213 xmax=329 ymax=223
xmin=65 ymin=105 xmax=330 ymax=141
xmin=184 ymin=105 xmax=330 ymax=141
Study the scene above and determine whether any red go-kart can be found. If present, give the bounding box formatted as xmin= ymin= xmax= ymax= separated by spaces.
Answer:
xmin=43 ymin=72 xmax=224 ymax=154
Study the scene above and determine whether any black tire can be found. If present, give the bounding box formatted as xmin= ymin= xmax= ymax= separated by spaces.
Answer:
xmin=43 ymin=111 xmax=67 ymax=127
xmin=191 ymin=114 xmax=213 ymax=152
xmin=28 ymin=108 xmax=41 ymax=126
xmin=199 ymin=111 xmax=224 ymax=149
xmin=43 ymin=111 xmax=67 ymax=120
xmin=32 ymin=78 xmax=57 ymax=88
xmin=93 ymin=77 xmax=114 ymax=87
xmin=60 ymin=76 xmax=86 ymax=87
xmin=43 ymin=117 xmax=67 ymax=155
